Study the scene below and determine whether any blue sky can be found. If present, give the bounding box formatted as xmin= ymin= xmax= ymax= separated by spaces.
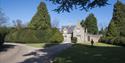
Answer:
xmin=0 ymin=0 xmax=125 ymax=29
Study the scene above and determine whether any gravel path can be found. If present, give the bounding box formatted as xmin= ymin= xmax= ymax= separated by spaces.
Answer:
xmin=0 ymin=43 xmax=38 ymax=63
xmin=0 ymin=43 xmax=72 ymax=63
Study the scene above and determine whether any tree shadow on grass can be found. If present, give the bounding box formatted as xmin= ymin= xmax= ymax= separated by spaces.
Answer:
xmin=0 ymin=44 xmax=16 ymax=52
xmin=18 ymin=43 xmax=125 ymax=63
xmin=53 ymin=44 xmax=125 ymax=63
xmin=19 ymin=43 xmax=72 ymax=63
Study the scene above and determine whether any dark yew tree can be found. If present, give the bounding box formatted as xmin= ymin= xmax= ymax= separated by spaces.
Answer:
xmin=107 ymin=0 xmax=125 ymax=37
xmin=80 ymin=19 xmax=85 ymax=27
xmin=99 ymin=28 xmax=104 ymax=34
xmin=105 ymin=0 xmax=125 ymax=45
xmin=6 ymin=2 xmax=64 ymax=43
xmin=28 ymin=2 xmax=51 ymax=30
xmin=106 ymin=20 xmax=118 ymax=37
xmin=48 ymin=0 xmax=109 ymax=13
xmin=81 ymin=13 xmax=98 ymax=34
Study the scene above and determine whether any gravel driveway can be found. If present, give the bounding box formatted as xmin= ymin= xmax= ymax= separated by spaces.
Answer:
xmin=0 ymin=43 xmax=72 ymax=63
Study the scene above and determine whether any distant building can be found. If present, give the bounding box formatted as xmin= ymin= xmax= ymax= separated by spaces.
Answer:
xmin=62 ymin=22 xmax=102 ymax=43
xmin=62 ymin=25 xmax=75 ymax=43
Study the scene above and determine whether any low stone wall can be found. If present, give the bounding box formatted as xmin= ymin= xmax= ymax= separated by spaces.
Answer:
xmin=63 ymin=34 xmax=71 ymax=43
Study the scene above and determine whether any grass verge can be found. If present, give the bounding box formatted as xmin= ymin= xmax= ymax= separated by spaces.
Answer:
xmin=53 ymin=43 xmax=125 ymax=63
xmin=25 ymin=43 xmax=45 ymax=48
xmin=25 ymin=43 xmax=59 ymax=48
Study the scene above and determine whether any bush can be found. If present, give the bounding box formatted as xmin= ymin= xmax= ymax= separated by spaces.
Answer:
xmin=6 ymin=29 xmax=50 ymax=43
xmin=99 ymin=36 xmax=125 ymax=46
xmin=50 ymin=28 xmax=64 ymax=43
xmin=5 ymin=28 xmax=63 ymax=43
xmin=71 ymin=37 xmax=77 ymax=43
xmin=0 ymin=27 xmax=9 ymax=46
xmin=99 ymin=36 xmax=115 ymax=44
xmin=120 ymin=37 xmax=125 ymax=45
xmin=113 ymin=36 xmax=125 ymax=46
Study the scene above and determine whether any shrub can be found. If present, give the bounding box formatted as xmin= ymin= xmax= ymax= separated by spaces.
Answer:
xmin=99 ymin=36 xmax=114 ymax=44
xmin=6 ymin=29 xmax=49 ymax=43
xmin=5 ymin=28 xmax=63 ymax=43
xmin=113 ymin=36 xmax=125 ymax=46
xmin=0 ymin=27 xmax=9 ymax=46
xmin=120 ymin=37 xmax=125 ymax=44
xmin=71 ymin=37 xmax=77 ymax=43
xmin=50 ymin=28 xmax=63 ymax=43
xmin=99 ymin=36 xmax=125 ymax=46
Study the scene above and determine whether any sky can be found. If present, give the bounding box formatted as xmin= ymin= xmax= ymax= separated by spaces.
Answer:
xmin=0 ymin=0 xmax=125 ymax=30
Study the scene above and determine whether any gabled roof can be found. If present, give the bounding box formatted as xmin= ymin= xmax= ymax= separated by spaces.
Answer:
xmin=62 ymin=25 xmax=75 ymax=34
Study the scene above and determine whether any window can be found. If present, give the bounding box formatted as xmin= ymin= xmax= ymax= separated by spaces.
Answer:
xmin=88 ymin=36 xmax=90 ymax=41
xmin=64 ymin=35 xmax=67 ymax=37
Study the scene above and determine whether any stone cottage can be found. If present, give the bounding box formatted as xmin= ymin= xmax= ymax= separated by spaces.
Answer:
xmin=62 ymin=22 xmax=102 ymax=43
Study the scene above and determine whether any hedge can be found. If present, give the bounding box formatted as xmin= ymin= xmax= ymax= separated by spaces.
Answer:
xmin=5 ymin=28 xmax=63 ymax=43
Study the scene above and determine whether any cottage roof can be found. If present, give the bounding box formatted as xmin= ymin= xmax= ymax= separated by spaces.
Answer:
xmin=62 ymin=25 xmax=75 ymax=34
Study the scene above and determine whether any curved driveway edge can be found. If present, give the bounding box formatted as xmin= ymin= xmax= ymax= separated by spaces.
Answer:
xmin=0 ymin=43 xmax=72 ymax=63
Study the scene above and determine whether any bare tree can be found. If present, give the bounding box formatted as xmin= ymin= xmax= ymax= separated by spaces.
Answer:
xmin=0 ymin=8 xmax=8 ymax=46
xmin=12 ymin=19 xmax=23 ymax=30
xmin=0 ymin=8 xmax=8 ymax=26
xmin=51 ymin=18 xmax=60 ymax=28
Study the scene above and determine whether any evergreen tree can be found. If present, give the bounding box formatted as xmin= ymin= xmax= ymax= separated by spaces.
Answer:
xmin=28 ymin=2 xmax=51 ymax=30
xmin=82 ymin=13 xmax=98 ymax=34
xmin=99 ymin=28 xmax=104 ymax=34
xmin=48 ymin=0 xmax=109 ymax=13
xmin=106 ymin=20 xmax=118 ymax=37
xmin=80 ymin=19 xmax=85 ymax=27
xmin=105 ymin=0 xmax=125 ymax=45
xmin=107 ymin=0 xmax=125 ymax=37
xmin=6 ymin=2 xmax=63 ymax=44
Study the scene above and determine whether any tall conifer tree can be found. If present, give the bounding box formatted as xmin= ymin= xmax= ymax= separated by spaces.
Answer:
xmin=28 ymin=2 xmax=51 ymax=30
xmin=105 ymin=0 xmax=125 ymax=44
xmin=82 ymin=13 xmax=98 ymax=34
xmin=107 ymin=0 xmax=125 ymax=37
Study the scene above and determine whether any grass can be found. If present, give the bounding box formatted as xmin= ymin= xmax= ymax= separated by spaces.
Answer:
xmin=25 ymin=43 xmax=45 ymax=48
xmin=95 ymin=43 xmax=116 ymax=47
xmin=25 ymin=43 xmax=59 ymax=48
xmin=53 ymin=43 xmax=125 ymax=63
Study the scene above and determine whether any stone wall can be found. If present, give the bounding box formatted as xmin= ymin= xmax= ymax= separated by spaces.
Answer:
xmin=62 ymin=22 xmax=102 ymax=43
xmin=87 ymin=34 xmax=102 ymax=43
xmin=63 ymin=34 xmax=71 ymax=43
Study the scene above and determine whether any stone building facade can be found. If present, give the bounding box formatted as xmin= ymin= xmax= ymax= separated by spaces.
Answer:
xmin=62 ymin=22 xmax=102 ymax=43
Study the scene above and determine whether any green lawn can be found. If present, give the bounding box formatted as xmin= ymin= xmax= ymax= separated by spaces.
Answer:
xmin=94 ymin=43 xmax=117 ymax=47
xmin=25 ymin=43 xmax=59 ymax=48
xmin=26 ymin=43 xmax=45 ymax=48
xmin=53 ymin=43 xmax=125 ymax=63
